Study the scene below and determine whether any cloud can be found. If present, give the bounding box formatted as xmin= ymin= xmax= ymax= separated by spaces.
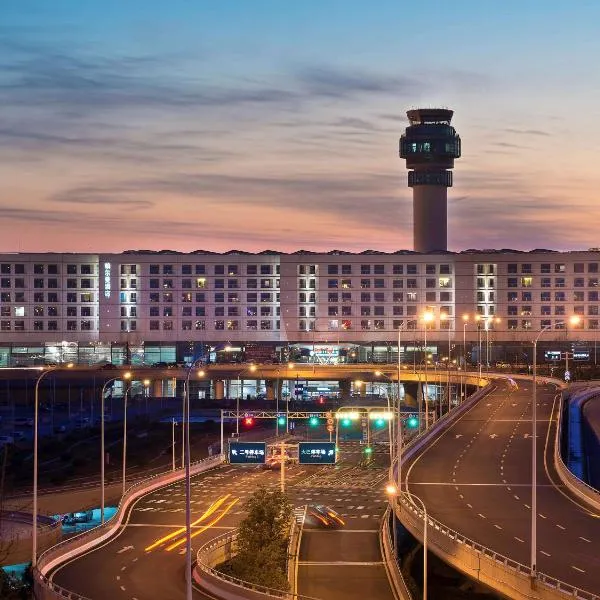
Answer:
xmin=504 ymin=128 xmax=551 ymax=137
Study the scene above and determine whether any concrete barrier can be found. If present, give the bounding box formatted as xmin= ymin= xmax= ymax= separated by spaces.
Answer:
xmin=33 ymin=454 xmax=224 ymax=600
xmin=554 ymin=389 xmax=600 ymax=513
xmin=380 ymin=506 xmax=412 ymax=600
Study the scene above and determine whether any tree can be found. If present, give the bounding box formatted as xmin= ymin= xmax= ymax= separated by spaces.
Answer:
xmin=224 ymin=486 xmax=292 ymax=591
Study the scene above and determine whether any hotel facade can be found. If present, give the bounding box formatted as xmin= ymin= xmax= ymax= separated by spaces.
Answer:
xmin=0 ymin=249 xmax=598 ymax=368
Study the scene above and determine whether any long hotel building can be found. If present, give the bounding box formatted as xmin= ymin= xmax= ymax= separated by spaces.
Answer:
xmin=0 ymin=249 xmax=598 ymax=367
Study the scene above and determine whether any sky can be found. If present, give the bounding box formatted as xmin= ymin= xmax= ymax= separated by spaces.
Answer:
xmin=1 ymin=0 xmax=600 ymax=254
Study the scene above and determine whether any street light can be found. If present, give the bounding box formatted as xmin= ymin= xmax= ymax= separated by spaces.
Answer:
xmin=484 ymin=317 xmax=501 ymax=376
xmin=143 ymin=379 xmax=150 ymax=415
xmin=33 ymin=363 xmax=73 ymax=567
xmin=184 ymin=360 xmax=206 ymax=600
xmin=440 ymin=313 xmax=452 ymax=415
xmin=421 ymin=311 xmax=434 ymax=429
xmin=530 ymin=314 xmax=579 ymax=580
xmin=237 ymin=364 xmax=257 ymax=436
xmin=287 ymin=362 xmax=294 ymax=433
xmin=100 ymin=371 xmax=131 ymax=525
xmin=121 ymin=370 xmax=133 ymax=497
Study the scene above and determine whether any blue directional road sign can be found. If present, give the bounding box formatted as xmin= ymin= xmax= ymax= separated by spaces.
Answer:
xmin=298 ymin=442 xmax=336 ymax=465
xmin=228 ymin=442 xmax=266 ymax=464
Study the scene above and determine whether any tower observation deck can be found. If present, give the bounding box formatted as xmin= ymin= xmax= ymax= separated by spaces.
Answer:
xmin=399 ymin=108 xmax=461 ymax=252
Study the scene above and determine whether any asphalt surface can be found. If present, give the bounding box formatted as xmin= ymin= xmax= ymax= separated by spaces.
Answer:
xmin=404 ymin=379 xmax=600 ymax=596
xmin=50 ymin=437 xmax=396 ymax=600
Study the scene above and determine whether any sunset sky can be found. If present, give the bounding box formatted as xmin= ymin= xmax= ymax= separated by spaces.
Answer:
xmin=2 ymin=0 xmax=600 ymax=254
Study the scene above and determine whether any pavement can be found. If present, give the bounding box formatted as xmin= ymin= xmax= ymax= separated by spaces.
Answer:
xmin=403 ymin=378 xmax=600 ymax=596
xmin=48 ymin=438 xmax=397 ymax=600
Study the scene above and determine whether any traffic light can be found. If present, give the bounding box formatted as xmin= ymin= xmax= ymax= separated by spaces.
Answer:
xmin=243 ymin=417 xmax=254 ymax=427
xmin=406 ymin=415 xmax=419 ymax=429
xmin=374 ymin=418 xmax=385 ymax=428
xmin=318 ymin=395 xmax=325 ymax=404
xmin=364 ymin=446 xmax=373 ymax=455
xmin=309 ymin=416 xmax=320 ymax=427
xmin=341 ymin=418 xmax=351 ymax=427
xmin=277 ymin=416 xmax=286 ymax=426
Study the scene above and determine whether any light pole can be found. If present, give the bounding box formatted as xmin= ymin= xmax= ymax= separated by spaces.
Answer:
xmin=287 ymin=362 xmax=294 ymax=433
xmin=100 ymin=371 xmax=131 ymax=524
xmin=184 ymin=360 xmax=206 ymax=600
xmin=530 ymin=315 xmax=579 ymax=580
xmin=121 ymin=372 xmax=134 ymax=497
xmin=33 ymin=363 xmax=73 ymax=567
xmin=143 ymin=378 xmax=150 ymax=415
xmin=462 ymin=314 xmax=471 ymax=403
xmin=440 ymin=313 xmax=452 ymax=416
xmin=475 ymin=316 xmax=483 ymax=380
xmin=236 ymin=364 xmax=257 ymax=436
xmin=421 ymin=311 xmax=434 ymax=429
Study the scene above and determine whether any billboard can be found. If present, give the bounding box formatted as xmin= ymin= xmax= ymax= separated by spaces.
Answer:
xmin=228 ymin=442 xmax=266 ymax=464
xmin=298 ymin=442 xmax=336 ymax=465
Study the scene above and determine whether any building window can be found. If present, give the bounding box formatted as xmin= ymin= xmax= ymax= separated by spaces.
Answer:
xmin=150 ymin=320 xmax=159 ymax=330
xmin=195 ymin=320 xmax=205 ymax=330
xmin=342 ymin=265 xmax=352 ymax=275
xmin=426 ymin=264 xmax=436 ymax=274
xmin=247 ymin=320 xmax=258 ymax=330
xmin=393 ymin=265 xmax=404 ymax=275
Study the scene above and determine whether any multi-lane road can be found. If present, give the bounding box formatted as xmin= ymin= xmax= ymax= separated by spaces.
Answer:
xmin=50 ymin=439 xmax=397 ymax=600
xmin=404 ymin=378 xmax=600 ymax=595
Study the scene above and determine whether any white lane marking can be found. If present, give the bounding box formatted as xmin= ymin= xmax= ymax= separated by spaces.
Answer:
xmin=120 ymin=566 xmax=126 ymax=572
xmin=572 ymin=566 xmax=586 ymax=573
xmin=120 ymin=585 xmax=126 ymax=591
xmin=477 ymin=513 xmax=486 ymax=519
xmin=494 ymin=524 xmax=502 ymax=530
xmin=556 ymin=524 xmax=566 ymax=530
xmin=117 ymin=545 xmax=134 ymax=554
xmin=116 ymin=576 xmax=120 ymax=581
xmin=539 ymin=513 xmax=547 ymax=519
xmin=514 ymin=537 xmax=525 ymax=543
xmin=579 ymin=536 xmax=591 ymax=543
xmin=467 ymin=503 xmax=473 ymax=508
xmin=540 ymin=550 xmax=551 ymax=557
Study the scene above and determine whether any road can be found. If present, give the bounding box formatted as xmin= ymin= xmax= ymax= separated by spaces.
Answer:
xmin=404 ymin=378 xmax=600 ymax=596
xmin=50 ymin=438 xmax=397 ymax=600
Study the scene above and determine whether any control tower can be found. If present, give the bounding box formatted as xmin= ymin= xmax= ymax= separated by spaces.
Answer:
xmin=399 ymin=108 xmax=461 ymax=252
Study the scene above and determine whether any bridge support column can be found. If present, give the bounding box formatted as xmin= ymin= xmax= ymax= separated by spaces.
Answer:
xmin=152 ymin=379 xmax=163 ymax=398
xmin=265 ymin=380 xmax=275 ymax=401
xmin=214 ymin=380 xmax=225 ymax=401
xmin=339 ymin=380 xmax=351 ymax=400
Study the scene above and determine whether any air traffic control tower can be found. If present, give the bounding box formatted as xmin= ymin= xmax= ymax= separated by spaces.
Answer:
xmin=399 ymin=109 xmax=461 ymax=252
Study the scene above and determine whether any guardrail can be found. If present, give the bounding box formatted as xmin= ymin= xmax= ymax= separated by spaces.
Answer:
xmin=380 ymin=505 xmax=412 ymax=600
xmin=194 ymin=526 xmax=322 ymax=600
xmin=554 ymin=389 xmax=600 ymax=513
xmin=34 ymin=454 xmax=224 ymax=600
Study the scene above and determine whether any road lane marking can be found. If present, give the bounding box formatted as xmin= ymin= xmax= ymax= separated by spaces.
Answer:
xmin=572 ymin=566 xmax=586 ymax=573
xmin=579 ymin=536 xmax=591 ymax=543
xmin=298 ymin=561 xmax=383 ymax=566
xmin=514 ymin=537 xmax=525 ymax=543
xmin=494 ymin=524 xmax=502 ymax=530
xmin=540 ymin=550 xmax=551 ymax=557
xmin=556 ymin=524 xmax=566 ymax=530
xmin=477 ymin=513 xmax=486 ymax=519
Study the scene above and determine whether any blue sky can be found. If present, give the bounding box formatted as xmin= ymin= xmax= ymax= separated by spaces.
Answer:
xmin=1 ymin=0 xmax=600 ymax=252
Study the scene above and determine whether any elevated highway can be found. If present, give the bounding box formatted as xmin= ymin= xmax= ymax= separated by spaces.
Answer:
xmin=400 ymin=377 xmax=600 ymax=597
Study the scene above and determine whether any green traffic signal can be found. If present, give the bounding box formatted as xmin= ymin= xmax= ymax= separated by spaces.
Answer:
xmin=407 ymin=416 xmax=419 ymax=428
xmin=341 ymin=418 xmax=351 ymax=427
xmin=375 ymin=418 xmax=385 ymax=428
xmin=309 ymin=416 xmax=319 ymax=427
xmin=277 ymin=416 xmax=286 ymax=425
xmin=364 ymin=446 xmax=373 ymax=454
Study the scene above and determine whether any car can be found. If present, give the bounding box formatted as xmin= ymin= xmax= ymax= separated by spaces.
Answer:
xmin=308 ymin=505 xmax=345 ymax=528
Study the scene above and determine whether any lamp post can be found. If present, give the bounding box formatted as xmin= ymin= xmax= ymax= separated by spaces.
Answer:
xmin=440 ymin=313 xmax=452 ymax=416
xmin=530 ymin=315 xmax=579 ymax=580
xmin=100 ymin=371 xmax=131 ymax=524
xmin=236 ymin=364 xmax=257 ymax=436
xmin=121 ymin=371 xmax=134 ymax=497
xmin=143 ymin=378 xmax=150 ymax=415
xmin=287 ymin=362 xmax=294 ymax=433
xmin=422 ymin=311 xmax=434 ymax=429
xmin=184 ymin=361 xmax=206 ymax=600
xmin=33 ymin=363 xmax=73 ymax=567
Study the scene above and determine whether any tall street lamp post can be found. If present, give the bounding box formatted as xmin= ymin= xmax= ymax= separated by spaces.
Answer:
xmin=100 ymin=371 xmax=131 ymax=524
xmin=184 ymin=361 xmax=206 ymax=600
xmin=33 ymin=363 xmax=73 ymax=567
xmin=530 ymin=315 xmax=579 ymax=581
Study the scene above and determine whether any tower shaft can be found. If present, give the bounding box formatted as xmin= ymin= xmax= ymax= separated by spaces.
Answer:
xmin=399 ymin=108 xmax=461 ymax=252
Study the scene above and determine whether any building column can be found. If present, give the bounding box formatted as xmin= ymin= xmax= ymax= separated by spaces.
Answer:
xmin=339 ymin=380 xmax=351 ymax=400
xmin=276 ymin=379 xmax=283 ymax=400
xmin=265 ymin=380 xmax=275 ymax=401
xmin=152 ymin=379 xmax=163 ymax=397
xmin=214 ymin=380 xmax=225 ymax=401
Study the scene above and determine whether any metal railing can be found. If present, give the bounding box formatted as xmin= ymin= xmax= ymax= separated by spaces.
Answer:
xmin=195 ymin=529 xmax=322 ymax=600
